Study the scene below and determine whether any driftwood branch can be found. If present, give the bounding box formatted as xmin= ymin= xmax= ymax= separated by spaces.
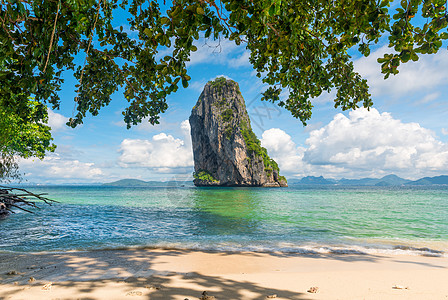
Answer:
xmin=0 ymin=186 xmax=58 ymax=216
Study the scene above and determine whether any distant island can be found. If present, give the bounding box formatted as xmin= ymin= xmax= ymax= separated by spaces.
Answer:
xmin=289 ymin=174 xmax=448 ymax=186
xmin=104 ymin=175 xmax=448 ymax=187
xmin=406 ymin=175 xmax=448 ymax=186
xmin=102 ymin=179 xmax=193 ymax=187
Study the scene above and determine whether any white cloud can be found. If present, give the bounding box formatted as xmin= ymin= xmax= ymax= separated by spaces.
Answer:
xmin=19 ymin=121 xmax=194 ymax=183
xmin=19 ymin=154 xmax=103 ymax=181
xmin=261 ymin=108 xmax=448 ymax=179
xmin=118 ymin=120 xmax=193 ymax=169
xmin=354 ymin=46 xmax=448 ymax=97
xmin=304 ymin=108 xmax=440 ymax=166
xmin=415 ymin=92 xmax=440 ymax=105
xmin=46 ymin=109 xmax=69 ymax=131
xmin=272 ymin=46 xmax=448 ymax=108
xmin=261 ymin=128 xmax=305 ymax=173
xmin=180 ymin=119 xmax=190 ymax=137
xmin=227 ymin=51 xmax=251 ymax=68
xmin=442 ymin=128 xmax=448 ymax=135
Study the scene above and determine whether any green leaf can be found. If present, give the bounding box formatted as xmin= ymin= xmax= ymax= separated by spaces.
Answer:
xmin=400 ymin=50 xmax=411 ymax=62
xmin=161 ymin=17 xmax=170 ymax=25
xmin=182 ymin=78 xmax=188 ymax=88
xmin=143 ymin=28 xmax=152 ymax=37
xmin=196 ymin=7 xmax=205 ymax=15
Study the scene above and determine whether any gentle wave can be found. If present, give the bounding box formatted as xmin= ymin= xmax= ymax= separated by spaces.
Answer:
xmin=2 ymin=242 xmax=445 ymax=258
xmin=146 ymin=242 xmax=447 ymax=257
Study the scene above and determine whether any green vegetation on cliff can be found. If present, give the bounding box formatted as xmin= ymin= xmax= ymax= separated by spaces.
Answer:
xmin=209 ymin=77 xmax=228 ymax=94
xmin=193 ymin=170 xmax=219 ymax=183
xmin=211 ymin=81 xmax=234 ymax=140
xmin=209 ymin=77 xmax=229 ymax=88
xmin=222 ymin=109 xmax=233 ymax=122
xmin=221 ymin=108 xmax=234 ymax=140
xmin=209 ymin=77 xmax=240 ymax=96
xmin=240 ymin=120 xmax=284 ymax=181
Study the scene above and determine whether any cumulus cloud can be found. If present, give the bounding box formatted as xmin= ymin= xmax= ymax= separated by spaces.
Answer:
xmin=261 ymin=128 xmax=305 ymax=173
xmin=304 ymin=108 xmax=445 ymax=171
xmin=19 ymin=154 xmax=103 ymax=182
xmin=261 ymin=108 xmax=448 ymax=179
xmin=46 ymin=109 xmax=69 ymax=131
xmin=180 ymin=119 xmax=191 ymax=137
xmin=227 ymin=51 xmax=251 ymax=68
xmin=354 ymin=46 xmax=448 ymax=97
xmin=278 ymin=46 xmax=448 ymax=107
xmin=118 ymin=120 xmax=193 ymax=170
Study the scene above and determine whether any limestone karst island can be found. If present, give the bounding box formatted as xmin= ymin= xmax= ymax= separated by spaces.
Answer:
xmin=189 ymin=77 xmax=287 ymax=187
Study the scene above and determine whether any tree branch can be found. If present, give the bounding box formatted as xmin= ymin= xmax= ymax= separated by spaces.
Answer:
xmin=75 ymin=0 xmax=102 ymax=101
xmin=43 ymin=1 xmax=60 ymax=73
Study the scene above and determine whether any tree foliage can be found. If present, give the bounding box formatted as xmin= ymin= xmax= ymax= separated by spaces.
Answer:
xmin=0 ymin=102 xmax=55 ymax=181
xmin=1 ymin=0 xmax=447 ymax=177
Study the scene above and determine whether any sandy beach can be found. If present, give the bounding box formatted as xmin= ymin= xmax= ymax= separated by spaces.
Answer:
xmin=1 ymin=248 xmax=447 ymax=299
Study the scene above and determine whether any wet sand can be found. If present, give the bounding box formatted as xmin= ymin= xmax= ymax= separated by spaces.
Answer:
xmin=1 ymin=248 xmax=447 ymax=299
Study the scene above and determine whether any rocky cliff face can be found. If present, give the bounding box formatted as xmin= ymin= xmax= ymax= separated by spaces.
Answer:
xmin=189 ymin=77 xmax=287 ymax=187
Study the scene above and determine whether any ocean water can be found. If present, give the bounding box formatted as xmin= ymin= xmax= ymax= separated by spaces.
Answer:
xmin=1 ymin=185 xmax=447 ymax=256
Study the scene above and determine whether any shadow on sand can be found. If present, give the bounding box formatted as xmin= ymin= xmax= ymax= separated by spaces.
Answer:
xmin=0 ymin=247 xmax=446 ymax=299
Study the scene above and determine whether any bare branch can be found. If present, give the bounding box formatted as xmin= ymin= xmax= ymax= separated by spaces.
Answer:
xmin=0 ymin=186 xmax=58 ymax=210
xmin=9 ymin=203 xmax=35 ymax=214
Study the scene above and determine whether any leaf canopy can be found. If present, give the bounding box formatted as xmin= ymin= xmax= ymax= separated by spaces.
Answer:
xmin=0 ymin=102 xmax=55 ymax=181
xmin=1 ymin=0 xmax=447 ymax=178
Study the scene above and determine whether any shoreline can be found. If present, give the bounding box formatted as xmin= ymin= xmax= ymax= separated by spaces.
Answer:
xmin=1 ymin=248 xmax=448 ymax=299
xmin=2 ymin=239 xmax=446 ymax=258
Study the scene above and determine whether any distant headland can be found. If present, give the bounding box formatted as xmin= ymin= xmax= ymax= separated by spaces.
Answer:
xmin=102 ymin=179 xmax=193 ymax=187
xmin=102 ymin=174 xmax=448 ymax=187
xmin=289 ymin=174 xmax=448 ymax=186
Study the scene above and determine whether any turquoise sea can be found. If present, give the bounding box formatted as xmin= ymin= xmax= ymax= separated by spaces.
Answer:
xmin=1 ymin=185 xmax=447 ymax=256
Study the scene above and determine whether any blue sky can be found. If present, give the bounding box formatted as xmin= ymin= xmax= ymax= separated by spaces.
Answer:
xmin=16 ymin=7 xmax=448 ymax=184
